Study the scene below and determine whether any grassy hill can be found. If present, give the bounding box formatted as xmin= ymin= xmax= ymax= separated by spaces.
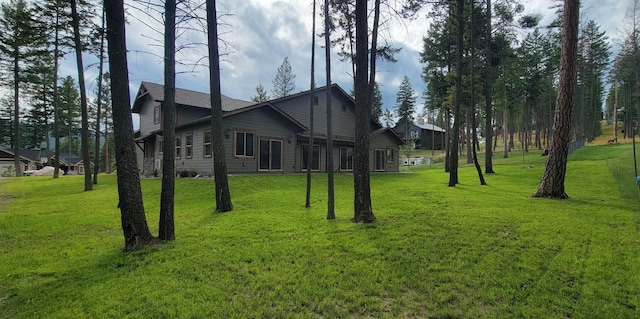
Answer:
xmin=0 ymin=142 xmax=638 ymax=318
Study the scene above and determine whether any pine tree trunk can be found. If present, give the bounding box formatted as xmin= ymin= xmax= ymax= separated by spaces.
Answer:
xmin=93 ymin=9 xmax=105 ymax=185
xmin=484 ymin=0 xmax=494 ymax=173
xmin=53 ymin=11 xmax=60 ymax=179
xmin=70 ymin=0 xmax=92 ymax=191
xmin=324 ymin=0 xmax=335 ymax=219
xmin=533 ymin=0 xmax=579 ymax=199
xmin=207 ymin=0 xmax=233 ymax=213
xmin=160 ymin=0 xmax=176 ymax=240
xmin=449 ymin=0 xmax=463 ymax=187
xmin=305 ymin=0 xmax=316 ymax=209
xmin=353 ymin=0 xmax=374 ymax=223
xmin=13 ymin=51 xmax=21 ymax=177
xmin=105 ymin=0 xmax=154 ymax=250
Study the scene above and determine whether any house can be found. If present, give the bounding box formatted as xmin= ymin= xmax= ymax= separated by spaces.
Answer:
xmin=132 ymin=82 xmax=403 ymax=175
xmin=0 ymin=148 xmax=54 ymax=175
xmin=393 ymin=119 xmax=446 ymax=150
xmin=50 ymin=154 xmax=89 ymax=175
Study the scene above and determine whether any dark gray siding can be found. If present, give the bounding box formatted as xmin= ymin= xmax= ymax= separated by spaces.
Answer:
xmin=138 ymin=99 xmax=161 ymax=137
xmin=275 ymin=87 xmax=356 ymax=140
xmin=370 ymin=132 xmax=400 ymax=172
xmin=173 ymin=107 xmax=301 ymax=174
xmin=177 ymin=105 xmax=210 ymax=126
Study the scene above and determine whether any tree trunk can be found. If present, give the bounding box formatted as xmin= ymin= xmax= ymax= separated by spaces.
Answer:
xmin=353 ymin=0 xmax=375 ymax=223
xmin=533 ymin=0 xmax=579 ymax=199
xmin=105 ymin=0 xmax=154 ymax=251
xmin=12 ymin=51 xmax=21 ymax=177
xmin=93 ymin=9 xmax=105 ymax=185
xmin=484 ymin=0 xmax=494 ymax=173
xmin=324 ymin=0 xmax=335 ymax=219
xmin=503 ymin=80 xmax=509 ymax=158
xmin=305 ymin=0 xmax=316 ymax=209
xmin=449 ymin=0 xmax=463 ymax=187
xmin=70 ymin=0 xmax=92 ymax=191
xmin=207 ymin=0 xmax=233 ymax=213
xmin=159 ymin=0 xmax=176 ymax=240
xmin=53 ymin=10 xmax=60 ymax=179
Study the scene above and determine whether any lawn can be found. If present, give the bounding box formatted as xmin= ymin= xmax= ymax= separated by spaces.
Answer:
xmin=0 ymin=143 xmax=639 ymax=318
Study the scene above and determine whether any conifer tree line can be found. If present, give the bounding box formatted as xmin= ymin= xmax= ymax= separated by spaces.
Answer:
xmin=419 ymin=0 xmax=613 ymax=180
xmin=0 ymin=0 xmax=115 ymax=177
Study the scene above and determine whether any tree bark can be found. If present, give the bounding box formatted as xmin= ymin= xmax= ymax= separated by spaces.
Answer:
xmin=93 ymin=9 xmax=105 ymax=185
xmin=70 ymin=0 xmax=92 ymax=191
xmin=207 ymin=0 xmax=233 ymax=213
xmin=53 ymin=10 xmax=60 ymax=178
xmin=159 ymin=0 xmax=176 ymax=240
xmin=324 ymin=0 xmax=335 ymax=219
xmin=533 ymin=0 xmax=579 ymax=199
xmin=305 ymin=0 xmax=316 ymax=209
xmin=105 ymin=0 xmax=154 ymax=251
xmin=353 ymin=0 xmax=375 ymax=223
xmin=484 ymin=0 xmax=494 ymax=173
xmin=448 ymin=0 xmax=463 ymax=187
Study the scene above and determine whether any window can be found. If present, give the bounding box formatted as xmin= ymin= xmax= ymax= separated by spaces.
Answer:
xmin=185 ymin=132 xmax=193 ymax=159
xmin=203 ymin=130 xmax=212 ymax=158
xmin=410 ymin=130 xmax=419 ymax=138
xmin=158 ymin=138 xmax=164 ymax=155
xmin=234 ymin=130 xmax=254 ymax=158
xmin=340 ymin=147 xmax=353 ymax=171
xmin=375 ymin=149 xmax=385 ymax=171
xmin=386 ymin=147 xmax=394 ymax=163
xmin=302 ymin=144 xmax=320 ymax=170
xmin=259 ymin=138 xmax=282 ymax=171
xmin=175 ymin=135 xmax=181 ymax=159
xmin=153 ymin=105 xmax=161 ymax=124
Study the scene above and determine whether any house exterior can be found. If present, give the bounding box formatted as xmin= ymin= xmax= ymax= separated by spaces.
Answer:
xmin=393 ymin=119 xmax=446 ymax=150
xmin=133 ymin=82 xmax=403 ymax=175
xmin=0 ymin=149 xmax=90 ymax=175
xmin=0 ymin=149 xmax=55 ymax=175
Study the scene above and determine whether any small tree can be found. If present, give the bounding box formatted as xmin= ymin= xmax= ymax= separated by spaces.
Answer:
xmin=371 ymin=81 xmax=383 ymax=120
xmin=251 ymin=83 xmax=270 ymax=102
xmin=395 ymin=75 xmax=417 ymax=144
xmin=272 ymin=57 xmax=296 ymax=98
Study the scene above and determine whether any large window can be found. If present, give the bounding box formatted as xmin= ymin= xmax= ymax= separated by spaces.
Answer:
xmin=234 ymin=130 xmax=254 ymax=158
xmin=153 ymin=105 xmax=160 ymax=124
xmin=302 ymin=144 xmax=320 ymax=171
xmin=340 ymin=147 xmax=353 ymax=171
xmin=259 ymin=138 xmax=282 ymax=171
xmin=175 ymin=135 xmax=181 ymax=159
xmin=157 ymin=138 xmax=163 ymax=155
xmin=375 ymin=149 xmax=385 ymax=171
xmin=386 ymin=147 xmax=394 ymax=163
xmin=185 ymin=132 xmax=193 ymax=159
xmin=203 ymin=130 xmax=212 ymax=158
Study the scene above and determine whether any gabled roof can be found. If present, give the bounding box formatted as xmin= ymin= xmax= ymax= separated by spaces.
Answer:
xmin=267 ymin=84 xmax=383 ymax=130
xmin=1 ymin=149 xmax=54 ymax=162
xmin=414 ymin=122 xmax=446 ymax=133
xmin=132 ymin=81 xmax=253 ymax=113
xmin=370 ymin=127 xmax=405 ymax=145
xmin=175 ymin=102 xmax=307 ymax=132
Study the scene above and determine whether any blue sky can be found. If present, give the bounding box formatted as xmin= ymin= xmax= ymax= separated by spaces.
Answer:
xmin=0 ymin=0 xmax=634 ymax=126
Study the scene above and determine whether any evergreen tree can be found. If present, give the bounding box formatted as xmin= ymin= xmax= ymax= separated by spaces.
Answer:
xmin=23 ymin=52 xmax=55 ymax=150
xmin=105 ymin=0 xmax=154 ymax=251
xmin=371 ymin=82 xmax=383 ymax=121
xmin=382 ymin=108 xmax=395 ymax=128
xmin=0 ymin=0 xmax=46 ymax=176
xmin=250 ymin=83 xmax=270 ymax=102
xmin=395 ymin=75 xmax=417 ymax=141
xmin=272 ymin=57 xmax=296 ymax=98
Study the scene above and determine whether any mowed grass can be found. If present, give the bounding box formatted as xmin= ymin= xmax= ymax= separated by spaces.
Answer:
xmin=0 ymin=144 xmax=639 ymax=318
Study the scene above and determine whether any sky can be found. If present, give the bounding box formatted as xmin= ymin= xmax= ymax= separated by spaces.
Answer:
xmin=1 ymin=0 xmax=635 ymax=125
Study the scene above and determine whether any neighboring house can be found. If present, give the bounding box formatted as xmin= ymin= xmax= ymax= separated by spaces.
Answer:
xmin=393 ymin=119 xmax=446 ymax=150
xmin=133 ymin=82 xmax=403 ymax=175
xmin=0 ymin=148 xmax=55 ymax=175
xmin=50 ymin=154 xmax=90 ymax=175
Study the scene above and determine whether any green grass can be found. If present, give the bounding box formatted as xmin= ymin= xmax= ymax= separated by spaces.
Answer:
xmin=1 ymin=144 xmax=639 ymax=318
